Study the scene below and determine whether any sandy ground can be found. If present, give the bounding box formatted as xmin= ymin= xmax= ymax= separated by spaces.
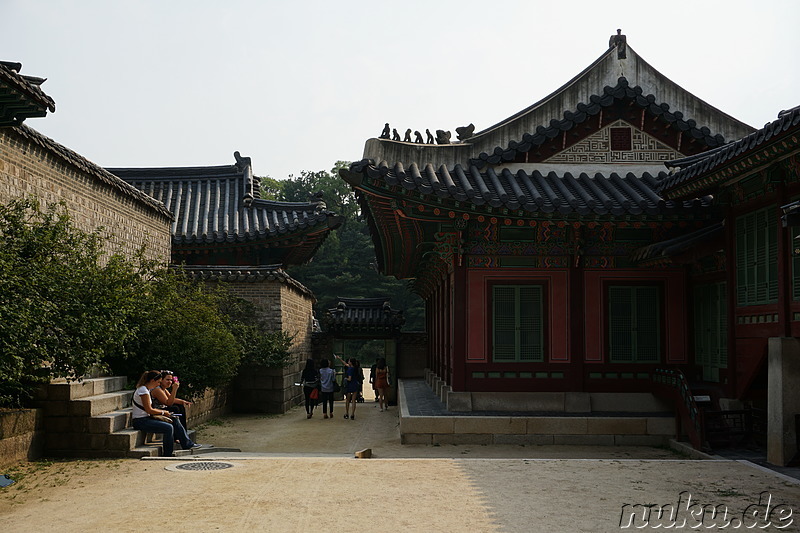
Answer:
xmin=2 ymin=393 xmax=799 ymax=532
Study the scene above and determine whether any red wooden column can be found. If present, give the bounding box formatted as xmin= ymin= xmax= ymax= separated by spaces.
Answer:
xmin=451 ymin=266 xmax=467 ymax=392
xmin=776 ymin=183 xmax=791 ymax=337
xmin=724 ymin=206 xmax=738 ymax=398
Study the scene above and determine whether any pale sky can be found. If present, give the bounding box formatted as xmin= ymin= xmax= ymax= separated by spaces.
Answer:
xmin=2 ymin=0 xmax=798 ymax=181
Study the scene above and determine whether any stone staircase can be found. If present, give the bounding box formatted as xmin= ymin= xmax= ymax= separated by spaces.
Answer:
xmin=37 ymin=376 xmax=187 ymax=458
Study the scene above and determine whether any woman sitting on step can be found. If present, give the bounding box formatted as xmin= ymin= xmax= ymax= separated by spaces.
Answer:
xmin=130 ymin=370 xmax=203 ymax=457
xmin=150 ymin=370 xmax=191 ymax=430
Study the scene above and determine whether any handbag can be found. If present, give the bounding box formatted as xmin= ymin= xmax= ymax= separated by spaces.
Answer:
xmin=309 ymin=388 xmax=319 ymax=400
xmin=332 ymin=380 xmax=341 ymax=393
xmin=132 ymin=397 xmax=174 ymax=423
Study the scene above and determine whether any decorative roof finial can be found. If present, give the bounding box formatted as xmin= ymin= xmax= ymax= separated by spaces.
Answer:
xmin=609 ymin=29 xmax=627 ymax=59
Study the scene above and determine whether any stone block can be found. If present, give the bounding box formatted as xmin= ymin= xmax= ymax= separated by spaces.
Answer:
xmin=88 ymin=411 xmax=130 ymax=434
xmin=47 ymin=380 xmax=95 ymax=401
xmin=493 ymin=434 xmax=555 ymax=446
xmin=553 ymin=434 xmax=615 ymax=446
xmin=614 ymin=435 xmax=668 ymax=446
xmin=472 ymin=392 xmax=565 ymax=412
xmin=586 ymin=417 xmax=647 ymax=435
xmin=527 ymin=417 xmax=587 ymax=435
xmin=646 ymin=417 xmax=676 ymax=436
xmin=454 ymin=417 xmax=526 ymax=435
xmin=107 ymin=430 xmax=138 ymax=451
xmin=565 ymin=392 xmax=591 ymax=413
xmin=42 ymin=401 xmax=70 ymax=417
xmin=447 ymin=392 xmax=473 ymax=412
xmin=92 ymin=377 xmax=127 ymax=395
xmin=439 ymin=384 xmax=451 ymax=404
xmin=0 ymin=431 xmax=44 ymax=469
xmin=0 ymin=409 xmax=40 ymax=439
xmin=401 ymin=433 xmax=433 ymax=445
xmin=70 ymin=391 xmax=132 ymax=417
xmin=433 ymin=433 xmax=492 ymax=445
xmin=590 ymin=393 xmax=671 ymax=413
xmin=400 ymin=416 xmax=454 ymax=435
xmin=43 ymin=416 xmax=75 ymax=433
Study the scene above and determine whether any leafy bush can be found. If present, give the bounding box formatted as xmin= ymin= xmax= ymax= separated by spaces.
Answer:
xmin=0 ymin=197 xmax=294 ymax=406
xmin=105 ymin=268 xmax=243 ymax=399
xmin=218 ymin=294 xmax=295 ymax=368
xmin=0 ymin=198 xmax=143 ymax=405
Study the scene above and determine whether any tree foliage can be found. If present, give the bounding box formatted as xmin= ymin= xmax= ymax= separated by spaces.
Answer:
xmin=262 ymin=163 xmax=425 ymax=330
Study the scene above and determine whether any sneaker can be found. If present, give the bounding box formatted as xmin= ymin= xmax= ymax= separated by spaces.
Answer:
xmin=350 ymin=415 xmax=355 ymax=420
xmin=323 ymin=414 xmax=329 ymax=419
xmin=307 ymin=413 xmax=312 ymax=419
xmin=344 ymin=414 xmax=349 ymax=419
xmin=191 ymin=443 xmax=213 ymax=449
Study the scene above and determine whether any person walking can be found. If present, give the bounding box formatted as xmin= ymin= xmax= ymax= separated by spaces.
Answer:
xmin=343 ymin=358 xmax=360 ymax=420
xmin=318 ymin=358 xmax=336 ymax=419
xmin=300 ymin=359 xmax=320 ymax=419
xmin=373 ymin=358 xmax=391 ymax=411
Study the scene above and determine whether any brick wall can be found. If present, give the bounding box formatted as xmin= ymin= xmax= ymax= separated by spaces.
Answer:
xmin=0 ymin=127 xmax=171 ymax=263
xmin=210 ymin=278 xmax=316 ymax=413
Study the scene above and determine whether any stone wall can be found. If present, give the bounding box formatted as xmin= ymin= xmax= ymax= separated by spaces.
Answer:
xmin=221 ymin=278 xmax=315 ymax=413
xmin=0 ymin=409 xmax=44 ymax=469
xmin=0 ymin=127 xmax=171 ymax=263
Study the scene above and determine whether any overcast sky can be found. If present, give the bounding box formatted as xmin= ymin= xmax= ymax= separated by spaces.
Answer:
xmin=2 ymin=1 xmax=798 ymax=181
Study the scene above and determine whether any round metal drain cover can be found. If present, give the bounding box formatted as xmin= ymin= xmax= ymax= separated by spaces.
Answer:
xmin=174 ymin=461 xmax=234 ymax=471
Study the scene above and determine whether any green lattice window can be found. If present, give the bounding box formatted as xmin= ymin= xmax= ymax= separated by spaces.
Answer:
xmin=608 ymin=286 xmax=660 ymax=363
xmin=735 ymin=207 xmax=778 ymax=306
xmin=792 ymin=227 xmax=800 ymax=301
xmin=492 ymin=285 xmax=544 ymax=362
xmin=693 ymin=282 xmax=727 ymax=382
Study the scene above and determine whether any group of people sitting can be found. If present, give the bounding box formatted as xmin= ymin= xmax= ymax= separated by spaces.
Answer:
xmin=300 ymin=356 xmax=391 ymax=421
xmin=130 ymin=370 xmax=211 ymax=457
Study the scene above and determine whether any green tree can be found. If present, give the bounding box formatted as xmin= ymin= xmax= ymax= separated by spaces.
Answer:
xmin=276 ymin=163 xmax=425 ymax=330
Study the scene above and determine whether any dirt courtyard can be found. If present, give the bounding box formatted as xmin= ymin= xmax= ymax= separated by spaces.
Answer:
xmin=1 ymin=395 xmax=799 ymax=532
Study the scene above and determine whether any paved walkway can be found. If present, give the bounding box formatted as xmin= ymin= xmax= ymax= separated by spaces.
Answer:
xmin=2 ymin=381 xmax=799 ymax=532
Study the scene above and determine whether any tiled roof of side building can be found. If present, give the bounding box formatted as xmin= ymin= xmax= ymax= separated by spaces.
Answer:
xmin=326 ymin=297 xmax=405 ymax=330
xmin=345 ymin=159 xmax=712 ymax=217
xmin=109 ymin=154 xmax=344 ymax=246
xmin=659 ymin=105 xmax=800 ymax=198
xmin=178 ymin=265 xmax=314 ymax=298
xmin=8 ymin=125 xmax=172 ymax=218
xmin=470 ymin=77 xmax=728 ymax=169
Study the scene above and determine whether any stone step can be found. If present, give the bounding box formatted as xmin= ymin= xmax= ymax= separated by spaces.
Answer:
xmin=88 ymin=409 xmax=132 ymax=434
xmin=107 ymin=428 xmax=144 ymax=451
xmin=129 ymin=445 xmax=161 ymax=458
xmin=43 ymin=377 xmax=129 ymax=401
xmin=70 ymin=390 xmax=133 ymax=417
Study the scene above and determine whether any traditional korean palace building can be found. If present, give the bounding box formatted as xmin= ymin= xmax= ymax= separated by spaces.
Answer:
xmin=341 ymin=33 xmax=800 ymax=459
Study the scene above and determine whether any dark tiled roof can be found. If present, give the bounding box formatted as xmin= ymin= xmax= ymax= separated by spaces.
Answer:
xmin=179 ymin=265 xmax=313 ymax=298
xmin=470 ymin=77 xmax=727 ymax=169
xmin=632 ymin=222 xmax=724 ymax=264
xmin=109 ymin=154 xmax=344 ymax=246
xmin=0 ymin=61 xmax=56 ymax=126
xmin=347 ymin=159 xmax=711 ymax=216
xmin=659 ymin=105 xmax=800 ymax=197
xmin=7 ymin=125 xmax=172 ymax=218
xmin=325 ymin=297 xmax=405 ymax=332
